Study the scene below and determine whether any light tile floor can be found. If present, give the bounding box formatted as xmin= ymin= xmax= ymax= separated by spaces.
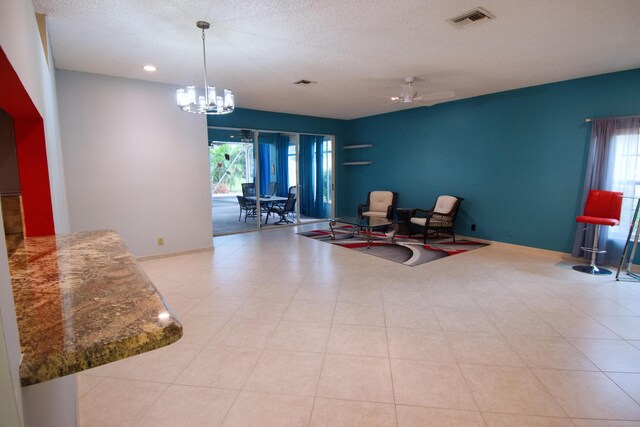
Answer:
xmin=78 ymin=225 xmax=640 ymax=426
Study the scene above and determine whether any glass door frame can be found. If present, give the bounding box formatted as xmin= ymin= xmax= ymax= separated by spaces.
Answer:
xmin=209 ymin=125 xmax=335 ymax=233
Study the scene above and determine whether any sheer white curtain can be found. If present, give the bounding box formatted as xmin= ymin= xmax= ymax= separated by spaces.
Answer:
xmin=607 ymin=128 xmax=640 ymax=241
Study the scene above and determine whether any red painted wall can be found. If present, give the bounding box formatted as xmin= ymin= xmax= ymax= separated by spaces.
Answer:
xmin=0 ymin=47 xmax=55 ymax=236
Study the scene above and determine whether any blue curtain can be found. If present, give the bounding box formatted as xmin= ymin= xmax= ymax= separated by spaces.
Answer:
xmin=299 ymin=134 xmax=325 ymax=217
xmin=315 ymin=138 xmax=324 ymax=216
xmin=275 ymin=135 xmax=289 ymax=197
xmin=258 ymin=140 xmax=271 ymax=196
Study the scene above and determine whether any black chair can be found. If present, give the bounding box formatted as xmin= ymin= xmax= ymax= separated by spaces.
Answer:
xmin=236 ymin=196 xmax=257 ymax=222
xmin=266 ymin=182 xmax=278 ymax=196
xmin=410 ymin=195 xmax=464 ymax=243
xmin=268 ymin=186 xmax=297 ymax=224
xmin=241 ymin=183 xmax=256 ymax=197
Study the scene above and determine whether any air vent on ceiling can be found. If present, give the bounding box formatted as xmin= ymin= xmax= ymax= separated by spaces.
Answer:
xmin=293 ymin=79 xmax=314 ymax=85
xmin=448 ymin=7 xmax=494 ymax=26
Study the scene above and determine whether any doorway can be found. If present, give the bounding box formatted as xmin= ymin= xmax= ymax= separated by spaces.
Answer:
xmin=210 ymin=128 xmax=258 ymax=235
xmin=210 ymin=127 xmax=334 ymax=236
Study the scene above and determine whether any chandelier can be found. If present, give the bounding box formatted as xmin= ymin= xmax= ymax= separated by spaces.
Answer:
xmin=176 ymin=21 xmax=234 ymax=115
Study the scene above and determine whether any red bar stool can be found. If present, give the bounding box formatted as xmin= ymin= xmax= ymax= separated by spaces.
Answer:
xmin=573 ymin=190 xmax=623 ymax=275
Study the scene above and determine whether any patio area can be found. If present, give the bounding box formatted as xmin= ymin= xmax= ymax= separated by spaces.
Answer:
xmin=211 ymin=194 xmax=320 ymax=236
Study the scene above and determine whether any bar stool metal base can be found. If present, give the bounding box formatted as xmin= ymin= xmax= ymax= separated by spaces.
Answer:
xmin=572 ymin=265 xmax=612 ymax=275
xmin=573 ymin=223 xmax=612 ymax=275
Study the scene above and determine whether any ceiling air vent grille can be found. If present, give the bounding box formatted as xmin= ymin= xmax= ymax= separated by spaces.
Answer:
xmin=449 ymin=7 xmax=494 ymax=26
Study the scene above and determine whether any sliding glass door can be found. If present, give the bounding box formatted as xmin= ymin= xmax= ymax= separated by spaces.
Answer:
xmin=209 ymin=126 xmax=333 ymax=236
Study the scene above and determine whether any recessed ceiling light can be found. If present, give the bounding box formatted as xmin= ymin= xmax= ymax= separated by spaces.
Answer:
xmin=143 ymin=65 xmax=157 ymax=72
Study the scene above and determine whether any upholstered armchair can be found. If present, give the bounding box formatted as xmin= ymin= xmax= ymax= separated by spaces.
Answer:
xmin=410 ymin=195 xmax=463 ymax=242
xmin=358 ymin=191 xmax=398 ymax=219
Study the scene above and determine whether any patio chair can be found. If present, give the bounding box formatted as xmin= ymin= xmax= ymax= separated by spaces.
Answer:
xmin=268 ymin=186 xmax=297 ymax=224
xmin=236 ymin=195 xmax=257 ymax=222
xmin=410 ymin=195 xmax=463 ymax=243
xmin=266 ymin=182 xmax=278 ymax=196
xmin=241 ymin=183 xmax=256 ymax=197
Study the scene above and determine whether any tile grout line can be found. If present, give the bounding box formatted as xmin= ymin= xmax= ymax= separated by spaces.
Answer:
xmin=475 ymin=293 xmax=574 ymax=421
xmin=434 ymin=296 xmax=488 ymax=426
xmin=307 ymin=272 xmax=345 ymax=427
xmin=130 ymin=269 xmax=244 ymax=427
xmin=602 ymin=371 xmax=640 ymax=409
xmin=381 ymin=282 xmax=400 ymax=427
xmin=218 ymin=273 xmax=305 ymax=426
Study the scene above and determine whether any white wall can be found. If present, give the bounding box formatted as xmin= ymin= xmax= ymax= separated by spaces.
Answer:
xmin=42 ymin=35 xmax=70 ymax=234
xmin=56 ymin=70 xmax=213 ymax=257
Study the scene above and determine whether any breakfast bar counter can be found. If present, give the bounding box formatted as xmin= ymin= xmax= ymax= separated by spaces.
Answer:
xmin=8 ymin=230 xmax=182 ymax=386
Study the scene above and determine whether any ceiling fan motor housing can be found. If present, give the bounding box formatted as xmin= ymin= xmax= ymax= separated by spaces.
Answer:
xmin=401 ymin=82 xmax=417 ymax=102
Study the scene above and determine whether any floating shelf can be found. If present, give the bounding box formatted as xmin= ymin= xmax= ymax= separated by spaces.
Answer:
xmin=343 ymin=144 xmax=373 ymax=150
xmin=343 ymin=161 xmax=373 ymax=166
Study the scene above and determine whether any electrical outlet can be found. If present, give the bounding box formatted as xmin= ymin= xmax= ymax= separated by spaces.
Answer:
xmin=471 ymin=224 xmax=477 ymax=232
xmin=157 ymin=237 xmax=164 ymax=246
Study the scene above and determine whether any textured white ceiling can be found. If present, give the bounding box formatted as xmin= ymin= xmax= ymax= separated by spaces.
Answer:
xmin=34 ymin=0 xmax=640 ymax=120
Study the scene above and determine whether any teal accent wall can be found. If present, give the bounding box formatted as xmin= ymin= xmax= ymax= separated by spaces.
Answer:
xmin=343 ymin=69 xmax=640 ymax=252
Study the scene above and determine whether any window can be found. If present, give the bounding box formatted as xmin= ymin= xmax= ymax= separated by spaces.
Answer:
xmin=608 ymin=126 xmax=640 ymax=239
xmin=322 ymin=138 xmax=332 ymax=204
xmin=287 ymin=143 xmax=297 ymax=187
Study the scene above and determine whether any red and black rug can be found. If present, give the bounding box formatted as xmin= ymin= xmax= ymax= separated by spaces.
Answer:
xmin=298 ymin=226 xmax=488 ymax=267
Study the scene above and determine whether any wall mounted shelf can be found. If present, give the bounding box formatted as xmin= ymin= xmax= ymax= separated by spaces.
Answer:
xmin=343 ymin=144 xmax=373 ymax=150
xmin=343 ymin=161 xmax=373 ymax=166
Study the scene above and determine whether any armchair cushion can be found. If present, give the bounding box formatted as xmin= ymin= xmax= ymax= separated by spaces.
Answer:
xmin=410 ymin=217 xmax=429 ymax=226
xmin=434 ymin=195 xmax=458 ymax=214
xmin=369 ymin=191 xmax=394 ymax=212
xmin=362 ymin=210 xmax=388 ymax=218
xmin=359 ymin=191 xmax=398 ymax=219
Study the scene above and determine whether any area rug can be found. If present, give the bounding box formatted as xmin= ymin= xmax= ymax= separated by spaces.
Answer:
xmin=298 ymin=226 xmax=488 ymax=267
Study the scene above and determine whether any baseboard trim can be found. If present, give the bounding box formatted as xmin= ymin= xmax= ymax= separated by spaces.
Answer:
xmin=457 ymin=233 xmax=573 ymax=259
xmin=136 ymin=246 xmax=212 ymax=261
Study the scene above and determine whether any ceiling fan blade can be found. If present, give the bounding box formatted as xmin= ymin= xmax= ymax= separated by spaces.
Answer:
xmin=420 ymin=90 xmax=456 ymax=101
xmin=366 ymin=93 xmax=397 ymax=99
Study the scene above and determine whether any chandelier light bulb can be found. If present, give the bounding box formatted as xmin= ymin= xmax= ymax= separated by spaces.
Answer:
xmin=224 ymin=89 xmax=234 ymax=108
xmin=176 ymin=21 xmax=234 ymax=115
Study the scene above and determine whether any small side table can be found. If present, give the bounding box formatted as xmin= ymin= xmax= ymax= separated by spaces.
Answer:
xmin=396 ymin=208 xmax=412 ymax=236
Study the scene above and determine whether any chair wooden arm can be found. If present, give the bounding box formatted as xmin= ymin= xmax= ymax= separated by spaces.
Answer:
xmin=358 ymin=203 xmax=369 ymax=217
xmin=386 ymin=205 xmax=396 ymax=219
xmin=411 ymin=208 xmax=434 ymax=218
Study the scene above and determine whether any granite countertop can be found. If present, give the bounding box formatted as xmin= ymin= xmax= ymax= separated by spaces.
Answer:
xmin=8 ymin=230 xmax=182 ymax=386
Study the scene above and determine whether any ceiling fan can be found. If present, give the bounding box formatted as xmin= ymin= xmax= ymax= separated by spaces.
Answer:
xmin=390 ymin=77 xmax=455 ymax=105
